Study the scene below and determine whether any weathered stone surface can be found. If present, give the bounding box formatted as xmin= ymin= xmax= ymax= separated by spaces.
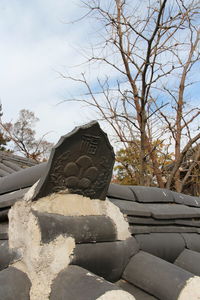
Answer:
xmin=0 ymin=240 xmax=20 ymax=271
xmin=33 ymin=122 xmax=115 ymax=200
xmin=174 ymin=249 xmax=200 ymax=276
xmin=116 ymin=280 xmax=158 ymax=300
xmin=0 ymin=267 xmax=31 ymax=300
xmin=33 ymin=211 xmax=117 ymax=243
xmin=71 ymin=237 xmax=139 ymax=282
xmin=50 ymin=265 xmax=133 ymax=300
xmin=130 ymin=186 xmax=174 ymax=203
xmin=135 ymin=233 xmax=185 ymax=262
xmin=122 ymin=251 xmax=195 ymax=300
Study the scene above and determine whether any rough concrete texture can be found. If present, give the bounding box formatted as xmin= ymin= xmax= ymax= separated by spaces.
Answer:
xmin=31 ymin=193 xmax=131 ymax=240
xmin=24 ymin=181 xmax=40 ymax=201
xmin=9 ymin=199 xmax=75 ymax=300
xmin=177 ymin=276 xmax=200 ymax=300
xmin=7 ymin=190 xmax=131 ymax=299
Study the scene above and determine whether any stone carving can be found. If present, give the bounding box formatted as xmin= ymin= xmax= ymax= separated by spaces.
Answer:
xmin=32 ymin=121 xmax=115 ymax=200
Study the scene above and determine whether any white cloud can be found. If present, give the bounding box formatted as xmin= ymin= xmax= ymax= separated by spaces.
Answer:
xmin=0 ymin=0 xmax=95 ymax=141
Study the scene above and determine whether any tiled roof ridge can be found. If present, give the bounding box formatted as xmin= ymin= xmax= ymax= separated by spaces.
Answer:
xmin=0 ymin=150 xmax=37 ymax=167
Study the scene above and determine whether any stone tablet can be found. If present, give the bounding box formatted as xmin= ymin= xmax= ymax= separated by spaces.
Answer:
xmin=33 ymin=121 xmax=115 ymax=200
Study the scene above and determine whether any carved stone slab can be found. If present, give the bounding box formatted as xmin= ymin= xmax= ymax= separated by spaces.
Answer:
xmin=33 ymin=121 xmax=115 ymax=200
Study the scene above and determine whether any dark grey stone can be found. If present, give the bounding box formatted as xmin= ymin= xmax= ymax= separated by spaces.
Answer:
xmin=174 ymin=249 xmax=200 ymax=276
xmin=135 ymin=233 xmax=185 ymax=262
xmin=122 ymin=251 xmax=194 ymax=300
xmin=172 ymin=191 xmax=200 ymax=207
xmin=109 ymin=199 xmax=151 ymax=217
xmin=181 ymin=233 xmax=200 ymax=252
xmin=0 ymin=188 xmax=29 ymax=209
xmin=130 ymin=186 xmax=174 ymax=203
xmin=71 ymin=237 xmax=139 ymax=282
xmin=0 ymin=240 xmax=20 ymax=271
xmin=116 ymin=280 xmax=158 ymax=300
xmin=50 ymin=265 xmax=121 ymax=300
xmin=0 ymin=267 xmax=31 ymax=299
xmin=130 ymin=225 xmax=200 ymax=234
xmin=33 ymin=211 xmax=117 ymax=243
xmin=107 ymin=184 xmax=136 ymax=201
xmin=33 ymin=122 xmax=115 ymax=200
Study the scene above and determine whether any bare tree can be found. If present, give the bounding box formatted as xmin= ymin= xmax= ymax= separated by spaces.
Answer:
xmin=63 ymin=0 xmax=200 ymax=190
xmin=0 ymin=109 xmax=53 ymax=162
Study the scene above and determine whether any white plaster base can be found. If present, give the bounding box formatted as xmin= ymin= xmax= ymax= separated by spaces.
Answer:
xmin=9 ymin=199 xmax=75 ymax=300
xmin=178 ymin=276 xmax=200 ymax=300
xmin=31 ymin=193 xmax=130 ymax=240
xmin=97 ymin=290 xmax=135 ymax=300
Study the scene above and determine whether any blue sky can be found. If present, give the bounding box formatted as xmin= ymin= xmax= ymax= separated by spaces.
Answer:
xmin=0 ymin=0 xmax=199 ymax=146
xmin=0 ymin=0 xmax=97 ymax=142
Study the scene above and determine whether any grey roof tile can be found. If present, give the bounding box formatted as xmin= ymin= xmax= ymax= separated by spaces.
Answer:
xmin=0 ymin=163 xmax=46 ymax=195
xmin=0 ymin=222 xmax=8 ymax=240
xmin=130 ymin=225 xmax=200 ymax=234
xmin=135 ymin=233 xmax=185 ymax=263
xmin=50 ymin=265 xmax=122 ymax=300
xmin=109 ymin=198 xmax=200 ymax=219
xmin=127 ymin=216 xmax=175 ymax=225
xmin=0 ymin=151 xmax=36 ymax=170
xmin=0 ymin=188 xmax=29 ymax=209
xmin=107 ymin=184 xmax=136 ymax=201
xmin=175 ymin=219 xmax=200 ymax=227
xmin=122 ymin=251 xmax=195 ymax=300
xmin=0 ymin=267 xmax=31 ymax=299
xmin=181 ymin=233 xmax=200 ymax=252
xmin=116 ymin=280 xmax=158 ymax=300
xmin=174 ymin=248 xmax=200 ymax=276
xmin=71 ymin=238 xmax=139 ymax=283
xmin=130 ymin=186 xmax=174 ymax=203
xmin=172 ymin=191 xmax=200 ymax=207
xmin=109 ymin=198 xmax=151 ymax=217
xmin=146 ymin=203 xmax=200 ymax=219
